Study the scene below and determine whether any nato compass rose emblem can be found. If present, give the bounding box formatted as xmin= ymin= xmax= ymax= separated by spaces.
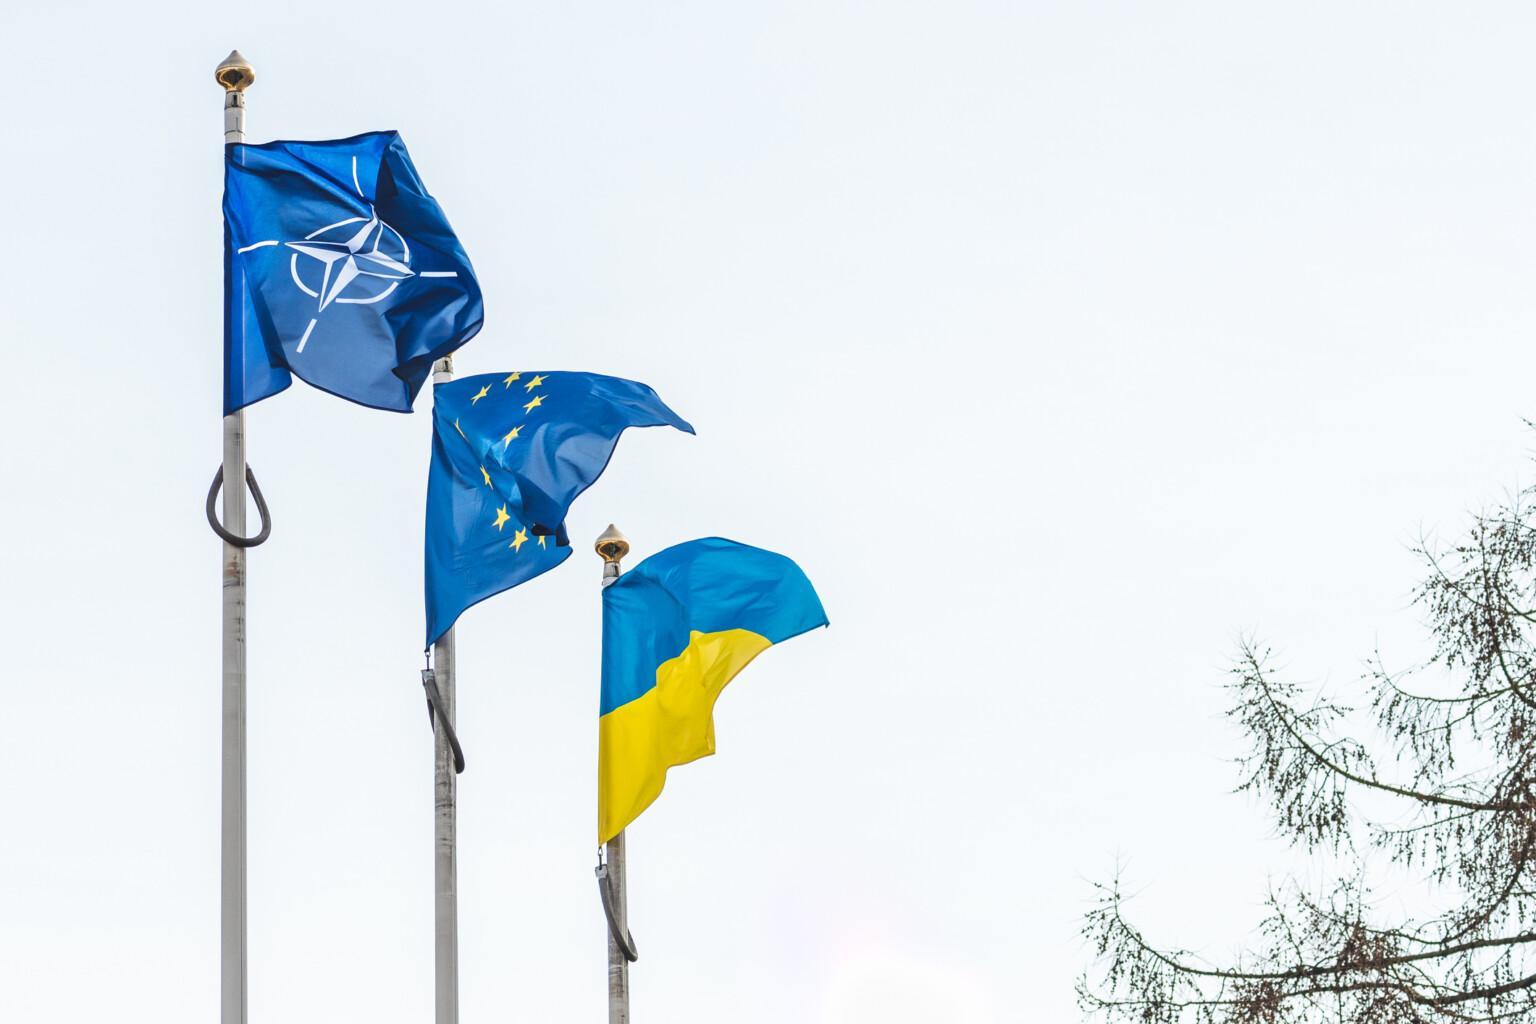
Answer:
xmin=235 ymin=155 xmax=459 ymax=355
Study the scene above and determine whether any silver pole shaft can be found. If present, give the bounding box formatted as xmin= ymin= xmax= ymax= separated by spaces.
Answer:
xmin=431 ymin=356 xmax=459 ymax=1024
xmin=604 ymin=831 xmax=629 ymax=1023
xmin=219 ymin=68 xmax=250 ymax=1024
xmin=598 ymin=538 xmax=630 ymax=1023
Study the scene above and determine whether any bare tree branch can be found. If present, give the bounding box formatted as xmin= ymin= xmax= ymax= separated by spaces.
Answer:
xmin=1081 ymin=469 xmax=1536 ymax=1022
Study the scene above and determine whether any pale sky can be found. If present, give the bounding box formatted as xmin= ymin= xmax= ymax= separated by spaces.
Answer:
xmin=4 ymin=3 xmax=1536 ymax=1021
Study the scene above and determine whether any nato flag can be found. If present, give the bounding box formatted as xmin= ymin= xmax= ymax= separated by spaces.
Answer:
xmin=224 ymin=131 xmax=483 ymax=414
xmin=424 ymin=372 xmax=693 ymax=647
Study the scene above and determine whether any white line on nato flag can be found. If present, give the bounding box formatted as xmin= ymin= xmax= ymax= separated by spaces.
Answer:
xmin=236 ymin=240 xmax=279 ymax=254
xmin=296 ymin=318 xmax=317 ymax=353
xmin=420 ymin=272 xmax=457 ymax=277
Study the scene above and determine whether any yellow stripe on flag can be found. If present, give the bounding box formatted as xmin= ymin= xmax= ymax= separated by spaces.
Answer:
xmin=597 ymin=628 xmax=773 ymax=843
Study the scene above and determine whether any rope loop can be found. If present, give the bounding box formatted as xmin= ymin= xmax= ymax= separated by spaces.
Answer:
xmin=206 ymin=465 xmax=272 ymax=548
xmin=596 ymin=861 xmax=639 ymax=962
xmin=422 ymin=670 xmax=466 ymax=775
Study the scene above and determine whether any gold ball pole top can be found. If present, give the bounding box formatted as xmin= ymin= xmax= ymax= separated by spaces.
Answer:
xmin=215 ymin=50 xmax=255 ymax=92
xmin=595 ymin=524 xmax=629 ymax=564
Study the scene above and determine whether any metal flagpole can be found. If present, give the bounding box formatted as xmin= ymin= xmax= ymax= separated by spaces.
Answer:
xmin=431 ymin=355 xmax=460 ymax=1024
xmin=215 ymin=49 xmax=255 ymax=1024
xmin=595 ymin=525 xmax=632 ymax=1023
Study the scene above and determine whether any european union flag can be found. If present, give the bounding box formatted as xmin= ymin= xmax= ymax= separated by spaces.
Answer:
xmin=224 ymin=131 xmax=483 ymax=414
xmin=424 ymin=372 xmax=694 ymax=647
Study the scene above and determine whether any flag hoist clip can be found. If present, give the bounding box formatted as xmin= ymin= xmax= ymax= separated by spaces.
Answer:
xmin=422 ymin=654 xmax=465 ymax=775
xmin=205 ymin=465 xmax=272 ymax=548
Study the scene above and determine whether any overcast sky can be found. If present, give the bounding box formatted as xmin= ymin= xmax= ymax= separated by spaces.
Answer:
xmin=5 ymin=3 xmax=1536 ymax=1021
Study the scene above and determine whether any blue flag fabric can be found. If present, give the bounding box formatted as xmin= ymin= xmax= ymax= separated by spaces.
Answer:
xmin=224 ymin=131 xmax=483 ymax=415
xmin=424 ymin=371 xmax=694 ymax=647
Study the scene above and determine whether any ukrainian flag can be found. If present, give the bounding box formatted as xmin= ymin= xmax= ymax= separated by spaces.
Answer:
xmin=598 ymin=538 xmax=828 ymax=843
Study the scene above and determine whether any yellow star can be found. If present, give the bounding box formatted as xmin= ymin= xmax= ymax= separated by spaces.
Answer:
xmin=523 ymin=374 xmax=546 ymax=392
xmin=523 ymin=394 xmax=545 ymax=414
xmin=502 ymin=372 xmax=521 ymax=388
xmin=470 ymin=385 xmax=490 ymax=404
xmin=510 ymin=527 xmax=528 ymax=553
xmin=480 ymin=466 xmax=492 ymax=487
xmin=501 ymin=424 xmax=522 ymax=446
xmin=453 ymin=419 xmax=466 ymax=439
xmin=537 ymin=534 xmax=547 ymax=549
xmin=492 ymin=505 xmax=511 ymax=531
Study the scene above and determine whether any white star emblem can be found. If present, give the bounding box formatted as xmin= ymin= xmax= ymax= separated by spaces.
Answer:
xmin=235 ymin=155 xmax=459 ymax=355
xmin=286 ymin=211 xmax=414 ymax=311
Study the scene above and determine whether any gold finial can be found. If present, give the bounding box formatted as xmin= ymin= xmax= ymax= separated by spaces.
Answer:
xmin=215 ymin=50 xmax=255 ymax=93
xmin=595 ymin=524 xmax=629 ymax=564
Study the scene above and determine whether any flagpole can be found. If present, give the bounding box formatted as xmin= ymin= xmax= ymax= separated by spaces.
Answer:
xmin=595 ymin=525 xmax=632 ymax=1023
xmin=431 ymin=355 xmax=460 ymax=1024
xmin=215 ymin=49 xmax=254 ymax=1024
